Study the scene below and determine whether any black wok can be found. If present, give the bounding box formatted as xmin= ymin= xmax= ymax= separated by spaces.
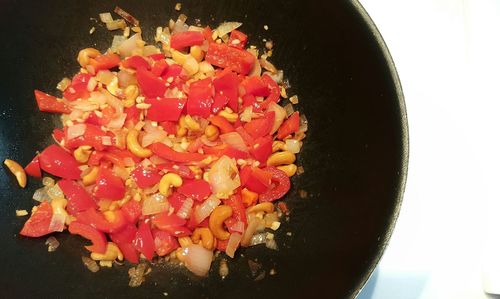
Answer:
xmin=0 ymin=0 xmax=408 ymax=298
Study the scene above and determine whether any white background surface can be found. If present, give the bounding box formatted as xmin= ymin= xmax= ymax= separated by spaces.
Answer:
xmin=357 ymin=1 xmax=500 ymax=298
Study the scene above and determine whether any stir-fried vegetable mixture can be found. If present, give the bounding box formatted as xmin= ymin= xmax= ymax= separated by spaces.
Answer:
xmin=5 ymin=8 xmax=306 ymax=280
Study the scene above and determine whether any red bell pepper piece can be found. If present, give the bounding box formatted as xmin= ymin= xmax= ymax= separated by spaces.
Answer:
xmin=243 ymin=111 xmax=275 ymax=139
xmin=93 ymin=167 xmax=125 ymax=200
xmin=216 ymin=239 xmax=228 ymax=251
xmin=149 ymin=142 xmax=206 ymax=162
xmin=121 ymin=200 xmax=142 ymax=223
xmin=125 ymin=105 xmax=141 ymax=125
xmin=34 ymin=90 xmax=71 ymax=114
xmin=239 ymin=166 xmax=252 ymax=186
xmin=213 ymin=69 xmax=239 ymax=112
xmin=24 ymin=155 xmax=42 ymax=178
xmin=235 ymin=126 xmax=255 ymax=147
xmin=202 ymin=26 xmax=213 ymax=42
xmin=223 ymin=194 xmax=247 ymax=224
xmin=187 ymin=137 xmax=204 ymax=153
xmin=58 ymin=179 xmax=97 ymax=215
xmin=277 ymin=111 xmax=300 ymax=139
xmin=148 ymin=53 xmax=165 ymax=61
xmin=156 ymin=162 xmax=195 ymax=179
xmin=39 ymin=145 xmax=81 ymax=180
xmin=228 ymin=29 xmax=248 ymax=49
xmin=151 ymin=212 xmax=186 ymax=230
xmin=89 ymin=53 xmax=121 ymax=73
xmin=152 ymin=229 xmax=179 ymax=256
xmin=206 ymin=42 xmax=256 ymax=75
xmin=133 ymin=221 xmax=156 ymax=261
xmin=259 ymin=166 xmax=291 ymax=202
xmin=211 ymin=93 xmax=229 ymax=114
xmin=223 ymin=146 xmax=250 ymax=160
xmin=122 ymin=55 xmax=150 ymax=70
xmin=68 ymin=221 xmax=107 ymax=253
xmin=64 ymin=123 xmax=109 ymax=151
xmin=102 ymin=147 xmax=140 ymax=167
xmin=159 ymin=121 xmax=177 ymax=135
xmin=241 ymin=94 xmax=256 ymax=110
xmin=87 ymin=151 xmax=104 ymax=166
xmin=76 ymin=208 xmax=127 ymax=233
xmin=145 ymin=98 xmax=186 ymax=122
xmin=177 ymin=179 xmax=212 ymax=202
xmin=209 ymin=115 xmax=235 ymax=133
xmin=130 ymin=166 xmax=162 ymax=189
xmin=245 ymin=167 xmax=273 ymax=193
xmin=240 ymin=76 xmax=270 ymax=97
xmin=187 ymin=78 xmax=214 ymax=118
xmin=166 ymin=192 xmax=188 ymax=212
xmin=162 ymin=63 xmax=183 ymax=80
xmin=136 ymin=68 xmax=167 ymax=98
xmin=259 ymin=74 xmax=281 ymax=109
xmin=119 ymin=242 xmax=140 ymax=263
xmin=19 ymin=201 xmax=54 ymax=237
xmin=151 ymin=59 xmax=169 ymax=77
xmin=63 ymin=73 xmax=93 ymax=101
xmin=170 ymin=31 xmax=205 ymax=50
xmin=250 ymin=135 xmax=273 ymax=163
xmin=52 ymin=128 xmax=65 ymax=143
xmin=108 ymin=224 xmax=140 ymax=263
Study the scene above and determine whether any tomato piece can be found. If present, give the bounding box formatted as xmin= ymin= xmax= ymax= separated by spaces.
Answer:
xmin=240 ymin=76 xmax=270 ymax=97
xmin=259 ymin=74 xmax=281 ymax=109
xmin=151 ymin=212 xmax=186 ymax=230
xmin=121 ymin=200 xmax=142 ymax=223
xmin=244 ymin=111 xmax=275 ymax=139
xmin=58 ymin=179 xmax=97 ymax=215
xmin=186 ymin=78 xmax=214 ymax=118
xmin=259 ymin=166 xmax=291 ymax=202
xmin=63 ymin=73 xmax=93 ymax=101
xmin=89 ymin=53 xmax=121 ymax=73
xmin=24 ymin=155 xmax=41 ymax=178
xmin=149 ymin=142 xmax=206 ymax=162
xmin=228 ymin=29 xmax=248 ymax=49
xmin=206 ymin=42 xmax=256 ymax=75
xmin=223 ymin=194 xmax=247 ymax=224
xmin=133 ymin=221 xmax=156 ymax=261
xmin=170 ymin=31 xmax=205 ymax=50
xmin=19 ymin=202 xmax=54 ymax=237
xmin=156 ymin=162 xmax=195 ymax=179
xmin=76 ymin=208 xmax=127 ymax=233
xmin=145 ymin=98 xmax=186 ymax=122
xmin=130 ymin=166 xmax=162 ymax=189
xmin=166 ymin=192 xmax=188 ymax=212
xmin=39 ymin=145 xmax=81 ymax=180
xmin=209 ymin=115 xmax=235 ymax=133
xmin=93 ymin=167 xmax=125 ymax=200
xmin=136 ymin=68 xmax=167 ymax=98
xmin=152 ymin=229 xmax=179 ymax=256
xmin=68 ymin=221 xmax=107 ymax=254
xmin=277 ymin=111 xmax=300 ymax=139
xmin=177 ymin=179 xmax=212 ymax=202
xmin=151 ymin=59 xmax=169 ymax=77
xmin=245 ymin=167 xmax=273 ymax=193
xmin=34 ymin=90 xmax=71 ymax=114
xmin=122 ymin=55 xmax=150 ymax=70
xmin=250 ymin=135 xmax=273 ymax=163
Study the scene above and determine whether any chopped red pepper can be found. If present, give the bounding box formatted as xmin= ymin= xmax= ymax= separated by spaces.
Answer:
xmin=170 ymin=31 xmax=205 ymax=50
xmin=259 ymin=166 xmax=291 ymax=202
xmin=148 ymin=53 xmax=165 ymax=61
xmin=76 ymin=208 xmax=127 ymax=233
xmin=244 ymin=111 xmax=275 ymax=139
xmin=89 ymin=53 xmax=121 ymax=73
xmin=228 ymin=30 xmax=248 ymax=49
xmin=159 ymin=121 xmax=178 ymax=135
xmin=58 ymin=179 xmax=97 ymax=215
xmin=151 ymin=212 xmax=186 ymax=230
xmin=240 ymin=76 xmax=270 ymax=97
xmin=109 ymin=224 xmax=140 ymax=263
xmin=63 ymin=73 xmax=93 ymax=101
xmin=244 ymin=167 xmax=273 ymax=194
xmin=223 ymin=194 xmax=247 ymax=225
xmin=145 ymin=98 xmax=186 ymax=122
xmin=259 ymin=74 xmax=281 ymax=109
xmin=213 ymin=69 xmax=239 ymax=112
xmin=38 ymin=145 xmax=81 ymax=180
xmin=68 ymin=221 xmax=107 ymax=254
xmin=156 ymin=162 xmax=195 ymax=179
xmin=118 ymin=242 xmax=140 ymax=264
xmin=167 ymin=192 xmax=188 ymax=212
xmin=177 ymin=179 xmax=212 ymax=202
xmin=250 ymin=135 xmax=273 ymax=163
xmin=130 ymin=165 xmax=162 ymax=189
xmin=149 ymin=142 xmax=206 ymax=163
xmin=64 ymin=123 xmax=109 ymax=151
xmin=136 ymin=68 xmax=167 ymax=98
xmin=121 ymin=200 xmax=142 ymax=223
xmin=122 ymin=55 xmax=150 ymax=70
xmin=19 ymin=202 xmax=54 ymax=237
xmin=93 ymin=167 xmax=125 ymax=200
xmin=34 ymin=90 xmax=71 ymax=114
xmin=186 ymin=78 xmax=214 ymax=118
xmin=152 ymin=229 xmax=179 ymax=256
xmin=277 ymin=111 xmax=300 ymax=139
xmin=133 ymin=221 xmax=155 ymax=261
xmin=52 ymin=128 xmax=65 ymax=143
xmin=209 ymin=115 xmax=235 ymax=133
xmin=206 ymin=42 xmax=256 ymax=75
xmin=24 ymin=155 xmax=42 ymax=178
xmin=151 ymin=59 xmax=169 ymax=77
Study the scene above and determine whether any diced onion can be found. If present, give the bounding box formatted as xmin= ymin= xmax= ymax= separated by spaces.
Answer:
xmin=200 ymin=135 xmax=218 ymax=147
xmin=82 ymin=256 xmax=100 ymax=273
xmin=56 ymin=77 xmax=71 ymax=92
xmin=265 ymin=238 xmax=279 ymax=250
xmin=106 ymin=19 xmax=127 ymax=31
xmin=101 ymin=136 xmax=112 ymax=145
xmin=263 ymin=70 xmax=283 ymax=84
xmin=118 ymin=33 xmax=143 ymax=57
xmin=113 ymin=165 xmax=129 ymax=180
xmin=240 ymin=106 xmax=253 ymax=123
xmin=215 ymin=22 xmax=242 ymax=37
xmin=66 ymin=123 xmax=86 ymax=140
xmin=250 ymin=233 xmax=267 ymax=246
xmin=33 ymin=187 xmax=49 ymax=202
xmin=114 ymin=6 xmax=140 ymax=26
xmin=298 ymin=114 xmax=308 ymax=133
xmin=247 ymin=59 xmax=261 ymax=77
xmin=284 ymin=103 xmax=294 ymax=117
xmin=266 ymin=102 xmax=286 ymax=134
xmin=228 ymin=220 xmax=245 ymax=234
xmin=104 ymin=90 xmax=124 ymax=114
xmin=95 ymin=70 xmax=115 ymax=85
xmin=183 ymin=244 xmax=213 ymax=276
xmin=45 ymin=236 xmax=60 ymax=252
xmin=142 ymin=193 xmax=169 ymax=215
xmin=48 ymin=213 xmax=66 ymax=232
xmin=47 ymin=184 xmax=63 ymax=200
xmin=173 ymin=19 xmax=189 ymax=33
xmin=42 ymin=177 xmax=55 ymax=187
xmin=111 ymin=35 xmax=127 ymax=52
xmin=208 ymin=156 xmax=240 ymax=199
xmin=193 ymin=195 xmax=221 ymax=224
xmin=143 ymin=45 xmax=160 ymax=56
xmin=117 ymin=70 xmax=137 ymax=87
xmin=220 ymin=132 xmax=248 ymax=153
xmin=142 ymin=128 xmax=167 ymax=148
xmin=176 ymin=197 xmax=193 ymax=219
xmin=225 ymin=233 xmax=242 ymax=258
xmin=99 ymin=12 xmax=114 ymax=23
xmin=259 ymin=57 xmax=278 ymax=74
xmin=285 ymin=139 xmax=301 ymax=154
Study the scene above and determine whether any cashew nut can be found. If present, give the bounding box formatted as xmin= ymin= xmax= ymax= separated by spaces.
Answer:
xmin=178 ymin=236 xmax=193 ymax=248
xmin=77 ymin=48 xmax=101 ymax=67
xmin=209 ymin=205 xmax=233 ymax=240
xmin=159 ymin=173 xmax=182 ymax=196
xmin=3 ymin=159 xmax=27 ymax=188
xmin=123 ymin=85 xmax=139 ymax=108
xmin=277 ymin=164 xmax=298 ymax=177
xmin=190 ymin=45 xmax=204 ymax=62
xmin=272 ymin=140 xmax=286 ymax=153
xmin=126 ymin=129 xmax=153 ymax=158
xmin=247 ymin=202 xmax=275 ymax=214
xmin=90 ymin=242 xmax=123 ymax=261
xmin=82 ymin=166 xmax=99 ymax=186
xmin=191 ymin=227 xmax=216 ymax=250
xmin=183 ymin=56 xmax=199 ymax=76
xmin=266 ymin=151 xmax=296 ymax=166
xmin=73 ymin=146 xmax=92 ymax=163
xmin=204 ymin=125 xmax=219 ymax=142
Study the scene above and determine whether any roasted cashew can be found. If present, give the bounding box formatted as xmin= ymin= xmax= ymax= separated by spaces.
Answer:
xmin=247 ymin=202 xmax=274 ymax=214
xmin=126 ymin=129 xmax=153 ymax=158
xmin=90 ymin=242 xmax=123 ymax=261
xmin=209 ymin=205 xmax=232 ymax=240
xmin=159 ymin=173 xmax=182 ymax=196
xmin=191 ymin=227 xmax=216 ymax=250
xmin=82 ymin=166 xmax=99 ymax=186
xmin=3 ymin=159 xmax=27 ymax=188
xmin=266 ymin=151 xmax=296 ymax=166
xmin=77 ymin=48 xmax=101 ymax=67
xmin=276 ymin=164 xmax=298 ymax=177
xmin=73 ymin=146 xmax=92 ymax=163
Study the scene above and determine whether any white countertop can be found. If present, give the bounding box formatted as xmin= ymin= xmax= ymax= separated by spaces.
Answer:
xmin=358 ymin=1 xmax=500 ymax=298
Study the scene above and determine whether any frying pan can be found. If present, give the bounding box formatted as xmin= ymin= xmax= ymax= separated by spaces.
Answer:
xmin=0 ymin=0 xmax=408 ymax=298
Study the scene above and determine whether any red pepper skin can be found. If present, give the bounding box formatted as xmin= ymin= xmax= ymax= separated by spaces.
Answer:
xmin=89 ymin=53 xmax=121 ymax=73
xmin=213 ymin=70 xmax=239 ymax=112
xmin=240 ymin=76 xmax=270 ymax=97
xmin=259 ymin=166 xmax=291 ymax=202
xmin=149 ymin=142 xmax=207 ymax=162
xmin=136 ymin=68 xmax=167 ymax=98
xmin=109 ymin=224 xmax=140 ymax=263
xmin=64 ymin=124 xmax=109 ymax=151
xmin=177 ymin=179 xmax=212 ymax=202
xmin=209 ymin=115 xmax=235 ymax=133
xmin=250 ymin=135 xmax=273 ymax=163
xmin=133 ymin=221 xmax=156 ymax=261
xmin=34 ymin=90 xmax=71 ymax=114
xmin=239 ymin=166 xmax=252 ymax=186
xmin=170 ymin=31 xmax=205 ymax=50
xmin=121 ymin=200 xmax=142 ymax=223
xmin=223 ymin=146 xmax=250 ymax=160
xmin=52 ymin=128 xmax=65 ymax=143
xmin=24 ymin=155 xmax=42 ymax=178
xmin=187 ymin=78 xmax=214 ymax=118
xmin=125 ymin=105 xmax=141 ymax=125
xmin=76 ymin=208 xmax=127 ymax=233
xmin=19 ymin=202 xmax=54 ymax=237
xmin=259 ymin=74 xmax=281 ymax=109
xmin=159 ymin=121 xmax=177 ymax=135
xmin=216 ymin=239 xmax=228 ymax=251
xmin=144 ymin=98 xmax=186 ymax=122
xmin=166 ymin=192 xmax=188 ymax=212
xmin=206 ymin=43 xmax=256 ymax=75
xmin=122 ymin=55 xmax=151 ymax=70
xmin=245 ymin=167 xmax=273 ymax=193
xmin=119 ymin=242 xmax=140 ymax=263
xmin=152 ymin=229 xmax=179 ymax=256
xmin=148 ymin=53 xmax=165 ymax=61
xmin=93 ymin=167 xmax=125 ymax=200
xmin=130 ymin=166 xmax=162 ymax=189
xmin=235 ymin=126 xmax=255 ymax=147
xmin=58 ymin=179 xmax=97 ymax=215
xmin=151 ymin=212 xmax=186 ymax=230
xmin=63 ymin=73 xmax=93 ymax=101
xmin=39 ymin=145 xmax=81 ymax=180
xmin=162 ymin=64 xmax=183 ymax=80
xmin=277 ymin=111 xmax=300 ymax=139
xmin=151 ymin=59 xmax=169 ymax=77
xmin=68 ymin=221 xmax=107 ymax=254
xmin=228 ymin=30 xmax=248 ymax=49
xmin=244 ymin=111 xmax=275 ymax=139
xmin=223 ymin=194 xmax=247 ymax=225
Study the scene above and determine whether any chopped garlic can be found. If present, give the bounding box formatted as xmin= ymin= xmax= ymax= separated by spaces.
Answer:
xmin=16 ymin=210 xmax=28 ymax=216
xmin=175 ymin=3 xmax=182 ymax=11
xmin=270 ymin=221 xmax=281 ymax=231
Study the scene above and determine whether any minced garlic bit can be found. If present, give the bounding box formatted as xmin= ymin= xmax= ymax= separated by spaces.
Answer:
xmin=45 ymin=236 xmax=60 ymax=252
xmin=270 ymin=221 xmax=281 ymax=231
xmin=16 ymin=210 xmax=28 ymax=216
xmin=289 ymin=95 xmax=299 ymax=104
xmin=298 ymin=189 xmax=308 ymax=199
xmin=265 ymin=40 xmax=273 ymax=50
xmin=266 ymin=232 xmax=274 ymax=240
xmin=175 ymin=3 xmax=182 ymax=11
xmin=270 ymin=268 xmax=277 ymax=275
xmin=89 ymin=26 xmax=96 ymax=34
xmin=263 ymin=25 xmax=269 ymax=30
